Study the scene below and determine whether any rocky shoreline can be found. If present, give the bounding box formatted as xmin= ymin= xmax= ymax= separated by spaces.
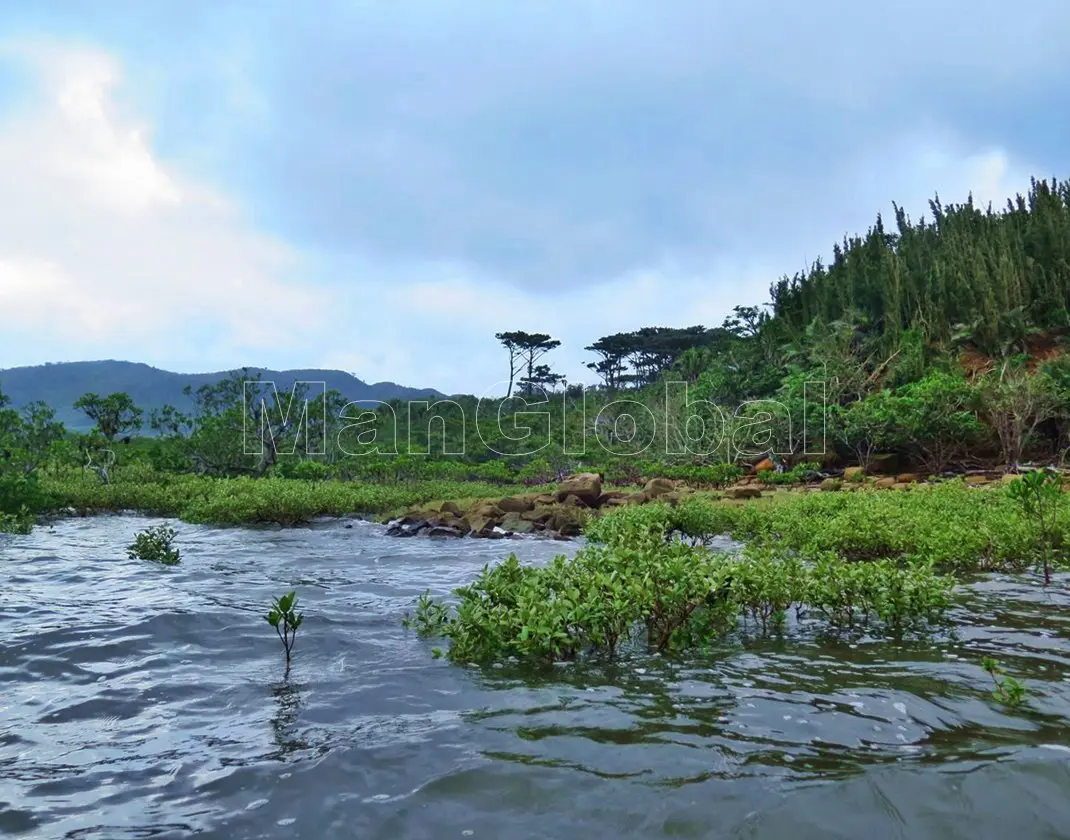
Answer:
xmin=382 ymin=465 xmax=1028 ymax=541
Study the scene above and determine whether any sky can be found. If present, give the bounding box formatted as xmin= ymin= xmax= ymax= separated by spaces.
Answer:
xmin=0 ymin=1 xmax=1067 ymax=395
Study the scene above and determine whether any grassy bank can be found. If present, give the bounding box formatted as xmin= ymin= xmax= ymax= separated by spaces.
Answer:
xmin=39 ymin=469 xmax=551 ymax=527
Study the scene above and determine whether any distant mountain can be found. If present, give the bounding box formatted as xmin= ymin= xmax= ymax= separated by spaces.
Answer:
xmin=0 ymin=361 xmax=445 ymax=431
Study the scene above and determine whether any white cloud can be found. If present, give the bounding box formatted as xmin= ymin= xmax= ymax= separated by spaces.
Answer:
xmin=0 ymin=43 xmax=319 ymax=369
xmin=0 ymin=40 xmax=1046 ymax=397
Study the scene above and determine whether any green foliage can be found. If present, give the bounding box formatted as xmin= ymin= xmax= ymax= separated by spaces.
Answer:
xmin=127 ymin=523 xmax=180 ymax=565
xmin=757 ymin=461 xmax=821 ymax=485
xmin=982 ymin=657 xmax=1027 ymax=706
xmin=39 ymin=470 xmax=536 ymax=525
xmin=266 ymin=591 xmax=304 ymax=668
xmin=73 ymin=392 xmax=143 ymax=441
xmin=410 ymin=499 xmax=960 ymax=666
xmin=724 ymin=480 xmax=1057 ymax=572
xmin=1007 ymin=469 xmax=1064 ymax=584
xmin=886 ymin=372 xmax=984 ymax=474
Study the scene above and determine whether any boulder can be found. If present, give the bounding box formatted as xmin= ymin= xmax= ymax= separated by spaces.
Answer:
xmin=892 ymin=482 xmax=913 ymax=491
xmin=497 ymin=496 xmax=535 ymax=513
xmin=643 ymin=477 xmax=677 ymax=498
xmin=439 ymin=500 xmax=462 ymax=516
xmin=555 ymin=472 xmax=603 ymax=506
xmin=1001 ymin=473 xmax=1022 ymax=485
xmin=500 ymin=512 xmax=536 ymax=534
xmin=561 ymin=493 xmax=590 ymax=508
xmin=426 ymin=525 xmax=463 ymax=539
xmin=820 ymin=478 xmax=842 ymax=492
xmin=467 ymin=515 xmax=498 ymax=536
xmin=896 ymin=473 xmax=920 ymax=484
xmin=725 ymin=486 xmax=762 ymax=500
xmin=874 ymin=477 xmax=897 ymax=489
xmin=843 ymin=466 xmax=865 ymax=482
xmin=386 ymin=517 xmax=428 ymax=537
xmin=964 ymin=475 xmax=990 ymax=486
xmin=471 ymin=502 xmax=504 ymax=519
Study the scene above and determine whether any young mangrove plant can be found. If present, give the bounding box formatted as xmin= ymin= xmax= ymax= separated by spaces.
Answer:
xmin=266 ymin=591 xmax=304 ymax=672
xmin=127 ymin=523 xmax=180 ymax=565
xmin=1006 ymin=469 xmax=1063 ymax=584
xmin=982 ymin=656 xmax=1027 ymax=706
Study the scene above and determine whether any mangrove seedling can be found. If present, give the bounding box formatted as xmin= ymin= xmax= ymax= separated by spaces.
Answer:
xmin=1007 ymin=469 xmax=1063 ymax=584
xmin=266 ymin=591 xmax=304 ymax=670
xmin=127 ymin=524 xmax=180 ymax=565
xmin=982 ymin=656 xmax=1026 ymax=706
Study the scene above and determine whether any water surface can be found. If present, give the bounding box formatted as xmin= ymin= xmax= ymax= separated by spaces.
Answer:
xmin=2 ymin=516 xmax=1069 ymax=839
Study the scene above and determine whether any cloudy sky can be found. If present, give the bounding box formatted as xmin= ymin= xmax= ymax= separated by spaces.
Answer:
xmin=0 ymin=1 xmax=1067 ymax=394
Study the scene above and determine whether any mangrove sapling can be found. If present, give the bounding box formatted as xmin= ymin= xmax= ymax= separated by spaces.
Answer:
xmin=266 ymin=591 xmax=304 ymax=671
xmin=981 ymin=657 xmax=1027 ymax=706
xmin=1007 ymin=469 xmax=1063 ymax=585
xmin=403 ymin=590 xmax=453 ymax=636
xmin=127 ymin=524 xmax=180 ymax=565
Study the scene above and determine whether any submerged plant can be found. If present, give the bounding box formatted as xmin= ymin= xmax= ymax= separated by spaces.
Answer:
xmin=266 ymin=591 xmax=304 ymax=671
xmin=127 ymin=523 xmax=180 ymax=565
xmin=1007 ymin=469 xmax=1063 ymax=584
xmin=981 ymin=656 xmax=1027 ymax=706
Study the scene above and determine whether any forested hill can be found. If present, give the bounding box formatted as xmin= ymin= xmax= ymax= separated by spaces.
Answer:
xmin=0 ymin=361 xmax=444 ymax=430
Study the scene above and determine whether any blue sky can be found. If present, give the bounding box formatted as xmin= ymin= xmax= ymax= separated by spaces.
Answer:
xmin=0 ymin=1 xmax=1067 ymax=394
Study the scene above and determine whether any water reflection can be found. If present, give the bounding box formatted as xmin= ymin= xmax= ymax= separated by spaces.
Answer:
xmin=269 ymin=679 xmax=308 ymax=758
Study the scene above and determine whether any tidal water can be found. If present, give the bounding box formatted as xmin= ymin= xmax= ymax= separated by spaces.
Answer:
xmin=2 ymin=516 xmax=1070 ymax=839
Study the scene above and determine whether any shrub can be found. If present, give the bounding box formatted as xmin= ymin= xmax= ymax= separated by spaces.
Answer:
xmin=127 ymin=523 xmax=181 ymax=565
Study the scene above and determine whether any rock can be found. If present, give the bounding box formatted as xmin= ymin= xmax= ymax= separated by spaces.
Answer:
xmin=467 ymin=515 xmax=497 ymax=536
xmin=891 ymin=482 xmax=913 ymax=491
xmin=522 ymin=505 xmax=557 ymax=524
xmin=500 ymin=512 xmax=536 ymax=534
xmin=820 ymin=478 xmax=842 ymax=492
xmin=964 ymin=475 xmax=989 ymax=486
xmin=896 ymin=473 xmax=920 ymax=484
xmin=1001 ymin=473 xmax=1022 ymax=485
xmin=549 ymin=510 xmax=585 ymax=536
xmin=497 ymin=496 xmax=534 ymax=513
xmin=555 ymin=472 xmax=602 ymax=506
xmin=874 ymin=477 xmax=897 ymax=489
xmin=439 ymin=500 xmax=462 ymax=516
xmin=643 ymin=477 xmax=676 ymax=498
xmin=533 ymin=494 xmax=557 ymax=505
xmin=561 ymin=493 xmax=589 ymax=508
xmin=426 ymin=525 xmax=463 ymax=539
xmin=470 ymin=502 xmax=504 ymax=520
xmin=725 ymin=486 xmax=762 ymax=500
xmin=843 ymin=466 xmax=865 ymax=481
xmin=387 ymin=517 xmax=428 ymax=537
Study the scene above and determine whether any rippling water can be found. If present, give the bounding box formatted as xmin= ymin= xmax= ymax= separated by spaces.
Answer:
xmin=2 ymin=516 xmax=1070 ymax=839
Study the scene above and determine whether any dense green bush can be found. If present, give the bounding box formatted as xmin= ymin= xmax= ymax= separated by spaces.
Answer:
xmin=127 ymin=524 xmax=181 ymax=565
xmin=407 ymin=499 xmax=958 ymax=665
